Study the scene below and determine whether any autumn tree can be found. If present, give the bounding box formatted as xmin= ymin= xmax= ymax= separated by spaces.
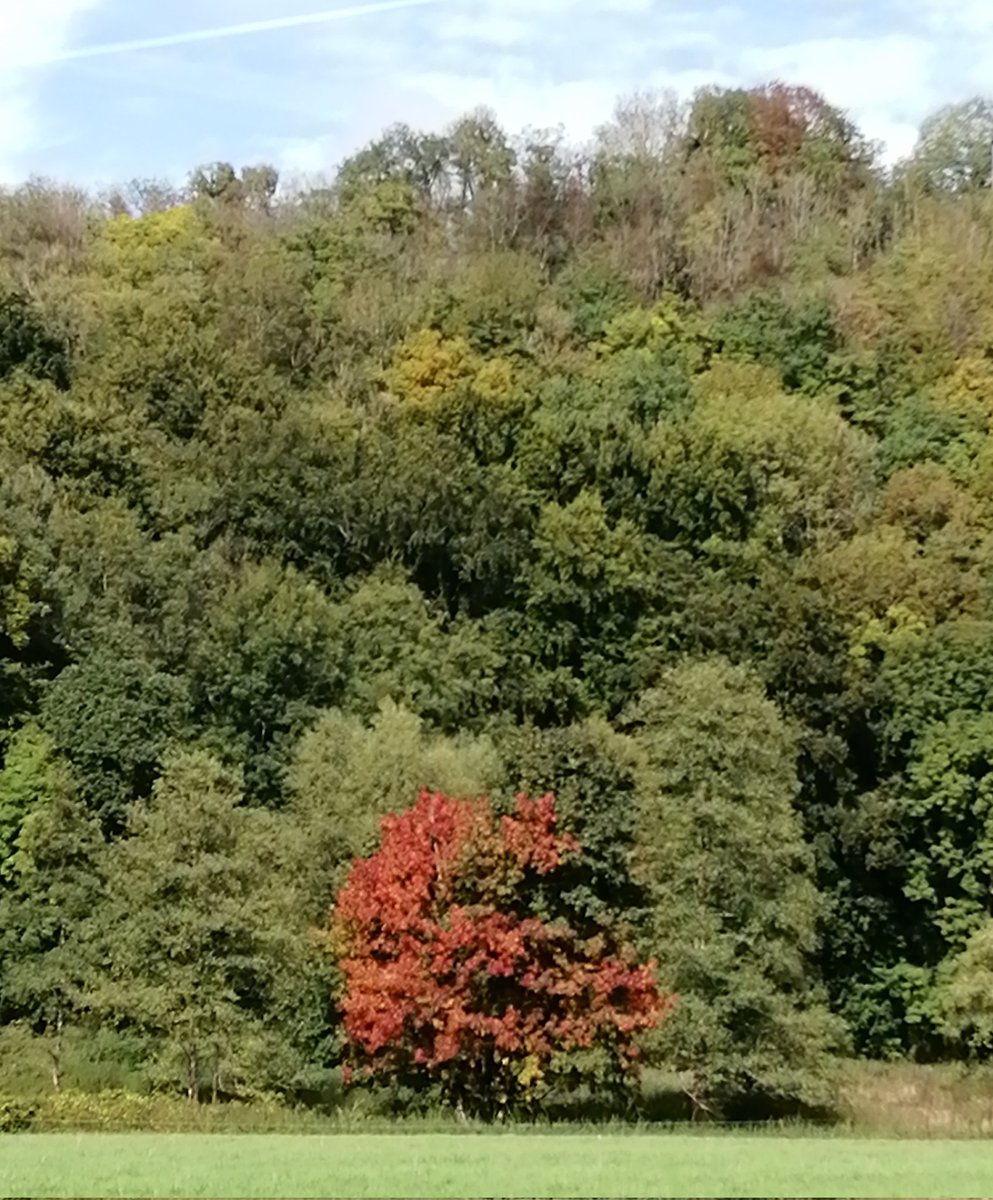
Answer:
xmin=331 ymin=789 xmax=668 ymax=1117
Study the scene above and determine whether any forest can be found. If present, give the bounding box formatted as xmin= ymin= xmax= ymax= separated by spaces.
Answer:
xmin=3 ymin=82 xmax=993 ymax=1123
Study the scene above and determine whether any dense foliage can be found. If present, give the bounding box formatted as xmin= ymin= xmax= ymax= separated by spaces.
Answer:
xmin=4 ymin=81 xmax=993 ymax=1115
xmin=332 ymin=789 xmax=666 ymax=1116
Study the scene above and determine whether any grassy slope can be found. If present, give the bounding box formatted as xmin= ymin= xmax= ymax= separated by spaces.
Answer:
xmin=3 ymin=1133 xmax=993 ymax=1198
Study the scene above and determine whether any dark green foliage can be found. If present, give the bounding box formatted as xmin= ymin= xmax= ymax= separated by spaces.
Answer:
xmin=713 ymin=291 xmax=841 ymax=393
xmin=496 ymin=719 xmax=644 ymax=931
xmin=42 ymin=641 xmax=191 ymax=828
xmin=0 ymin=291 xmax=69 ymax=390
xmin=185 ymin=561 xmax=342 ymax=802
xmin=878 ymin=394 xmax=982 ymax=477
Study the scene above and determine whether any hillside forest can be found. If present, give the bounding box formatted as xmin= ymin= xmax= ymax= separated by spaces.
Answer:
xmin=5 ymin=84 xmax=993 ymax=1119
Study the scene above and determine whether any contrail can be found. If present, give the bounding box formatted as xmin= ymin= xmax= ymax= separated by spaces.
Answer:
xmin=35 ymin=0 xmax=445 ymax=65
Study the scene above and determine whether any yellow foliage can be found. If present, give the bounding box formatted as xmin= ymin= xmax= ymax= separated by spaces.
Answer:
xmin=597 ymin=297 xmax=709 ymax=371
xmin=473 ymin=356 xmax=515 ymax=401
xmin=516 ymin=1054 xmax=544 ymax=1088
xmin=810 ymin=526 xmax=984 ymax=629
xmin=882 ymin=463 xmax=978 ymax=538
xmin=691 ymin=357 xmax=783 ymax=407
xmin=934 ymin=355 xmax=993 ymax=430
xmin=383 ymin=329 xmax=516 ymax=409
xmin=383 ymin=329 xmax=477 ymax=406
xmin=97 ymin=206 xmax=211 ymax=285
xmin=849 ymin=604 xmax=929 ymax=667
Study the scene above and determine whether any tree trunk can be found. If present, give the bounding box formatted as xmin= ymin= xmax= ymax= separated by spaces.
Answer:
xmin=185 ymin=1044 xmax=199 ymax=1104
xmin=50 ymin=1006 xmax=64 ymax=1094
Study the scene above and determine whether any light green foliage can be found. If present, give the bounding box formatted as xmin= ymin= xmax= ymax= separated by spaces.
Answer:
xmin=597 ymin=297 xmax=708 ymax=373
xmin=287 ymin=701 xmax=499 ymax=918
xmin=0 ymin=765 xmax=103 ymax=1091
xmin=941 ymin=920 xmax=993 ymax=1051
xmin=632 ymin=659 xmax=843 ymax=1114
xmin=0 ymin=531 xmax=39 ymax=691
xmin=0 ymin=724 xmax=60 ymax=879
xmin=96 ymin=751 xmax=310 ymax=1100
xmin=331 ymin=570 xmax=504 ymax=730
xmin=897 ymin=713 xmax=993 ymax=947
xmin=648 ymin=360 xmax=875 ymax=553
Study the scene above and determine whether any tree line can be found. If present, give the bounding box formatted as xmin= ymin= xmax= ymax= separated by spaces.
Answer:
xmin=3 ymin=84 xmax=993 ymax=1117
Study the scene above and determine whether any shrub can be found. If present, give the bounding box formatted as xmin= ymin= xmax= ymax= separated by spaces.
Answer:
xmin=0 ymin=1094 xmax=35 ymax=1132
xmin=33 ymin=1088 xmax=296 ymax=1132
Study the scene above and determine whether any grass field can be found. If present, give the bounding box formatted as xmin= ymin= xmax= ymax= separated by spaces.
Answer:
xmin=3 ymin=1132 xmax=993 ymax=1198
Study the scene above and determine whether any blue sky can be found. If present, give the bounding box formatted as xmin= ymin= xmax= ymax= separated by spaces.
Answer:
xmin=1 ymin=0 xmax=988 ymax=188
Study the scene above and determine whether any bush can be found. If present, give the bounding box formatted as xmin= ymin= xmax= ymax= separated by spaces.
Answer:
xmin=33 ymin=1089 xmax=298 ymax=1132
xmin=0 ymin=1094 xmax=36 ymax=1132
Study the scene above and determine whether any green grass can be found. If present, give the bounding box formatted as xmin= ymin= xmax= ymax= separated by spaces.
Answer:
xmin=3 ymin=1132 xmax=993 ymax=1198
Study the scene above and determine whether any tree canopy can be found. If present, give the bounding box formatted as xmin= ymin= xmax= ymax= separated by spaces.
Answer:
xmin=4 ymin=83 xmax=993 ymax=1111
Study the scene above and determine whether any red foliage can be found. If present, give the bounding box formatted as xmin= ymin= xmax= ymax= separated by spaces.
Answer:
xmin=747 ymin=83 xmax=866 ymax=177
xmin=331 ymin=789 xmax=671 ymax=1113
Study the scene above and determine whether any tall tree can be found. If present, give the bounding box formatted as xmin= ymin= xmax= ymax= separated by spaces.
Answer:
xmin=631 ymin=658 xmax=843 ymax=1116
xmin=0 ymin=758 xmax=103 ymax=1093
xmin=96 ymin=751 xmax=311 ymax=1101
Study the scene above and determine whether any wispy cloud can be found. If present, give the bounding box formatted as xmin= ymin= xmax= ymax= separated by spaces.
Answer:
xmin=28 ymin=0 xmax=444 ymax=67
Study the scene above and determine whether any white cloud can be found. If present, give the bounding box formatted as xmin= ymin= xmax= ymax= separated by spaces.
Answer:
xmin=15 ymin=0 xmax=993 ymax=184
xmin=0 ymin=0 xmax=105 ymax=180
xmin=910 ymin=0 xmax=993 ymax=35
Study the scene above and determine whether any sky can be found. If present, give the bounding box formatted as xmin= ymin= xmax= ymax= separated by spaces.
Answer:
xmin=0 ymin=0 xmax=989 ymax=189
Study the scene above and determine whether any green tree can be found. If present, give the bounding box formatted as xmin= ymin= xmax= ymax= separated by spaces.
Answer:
xmin=0 ymin=725 xmax=60 ymax=880
xmin=891 ymin=713 xmax=993 ymax=952
xmin=96 ymin=751 xmax=310 ymax=1101
xmin=330 ymin=569 xmax=504 ymax=731
xmin=0 ymin=289 xmax=69 ymax=389
xmin=907 ymin=98 xmax=993 ymax=193
xmin=631 ymin=659 xmax=843 ymax=1116
xmin=940 ymin=920 xmax=993 ymax=1053
xmin=187 ymin=560 xmax=342 ymax=802
xmin=287 ymin=701 xmax=499 ymax=921
xmin=0 ymin=764 xmax=102 ymax=1092
xmin=519 ymin=490 xmax=667 ymax=717
xmin=496 ymin=718 xmax=645 ymax=931
xmin=42 ymin=636 xmax=191 ymax=829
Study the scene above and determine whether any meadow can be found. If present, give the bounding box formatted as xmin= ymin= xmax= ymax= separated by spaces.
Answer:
xmin=3 ymin=1130 xmax=993 ymax=1199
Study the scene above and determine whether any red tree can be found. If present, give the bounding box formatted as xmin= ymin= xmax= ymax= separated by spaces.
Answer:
xmin=330 ymin=789 xmax=671 ymax=1116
